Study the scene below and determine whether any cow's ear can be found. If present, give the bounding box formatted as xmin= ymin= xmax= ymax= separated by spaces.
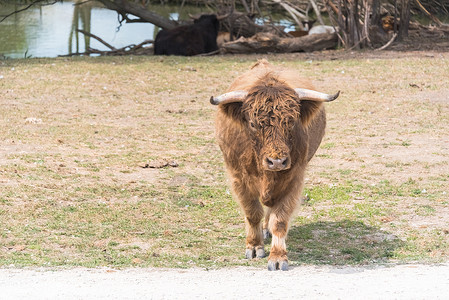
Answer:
xmin=219 ymin=102 xmax=245 ymax=124
xmin=299 ymin=100 xmax=323 ymax=128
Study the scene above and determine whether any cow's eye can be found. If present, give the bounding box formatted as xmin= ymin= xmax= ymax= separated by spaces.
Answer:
xmin=249 ymin=121 xmax=257 ymax=130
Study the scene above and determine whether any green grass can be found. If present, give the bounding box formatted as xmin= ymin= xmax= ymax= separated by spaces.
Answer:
xmin=1 ymin=53 xmax=448 ymax=268
xmin=288 ymin=220 xmax=402 ymax=265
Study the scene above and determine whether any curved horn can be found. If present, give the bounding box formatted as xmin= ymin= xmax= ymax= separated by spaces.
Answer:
xmin=210 ymin=91 xmax=248 ymax=105
xmin=294 ymin=88 xmax=340 ymax=102
xmin=189 ymin=13 xmax=200 ymax=20
xmin=216 ymin=13 xmax=231 ymax=20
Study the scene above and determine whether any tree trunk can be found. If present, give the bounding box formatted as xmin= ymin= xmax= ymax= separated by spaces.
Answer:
xmin=348 ymin=0 xmax=361 ymax=48
xmin=96 ymin=0 xmax=178 ymax=30
xmin=398 ymin=0 xmax=411 ymax=41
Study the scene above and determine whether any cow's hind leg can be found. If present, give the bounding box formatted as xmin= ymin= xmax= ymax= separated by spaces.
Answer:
xmin=263 ymin=208 xmax=272 ymax=240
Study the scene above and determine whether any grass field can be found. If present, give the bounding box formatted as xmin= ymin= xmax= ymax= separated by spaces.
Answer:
xmin=1 ymin=52 xmax=448 ymax=268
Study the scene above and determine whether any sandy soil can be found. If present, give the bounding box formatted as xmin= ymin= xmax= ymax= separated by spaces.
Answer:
xmin=1 ymin=263 xmax=449 ymax=299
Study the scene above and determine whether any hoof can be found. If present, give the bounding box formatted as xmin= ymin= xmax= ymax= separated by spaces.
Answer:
xmin=279 ymin=260 xmax=288 ymax=271
xmin=267 ymin=259 xmax=288 ymax=271
xmin=246 ymin=246 xmax=265 ymax=259
xmin=245 ymin=248 xmax=255 ymax=259
xmin=263 ymin=229 xmax=271 ymax=240
xmin=267 ymin=260 xmax=277 ymax=271
xmin=256 ymin=247 xmax=265 ymax=258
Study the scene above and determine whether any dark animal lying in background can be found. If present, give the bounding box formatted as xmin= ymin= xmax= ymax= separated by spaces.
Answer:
xmin=154 ymin=14 xmax=220 ymax=56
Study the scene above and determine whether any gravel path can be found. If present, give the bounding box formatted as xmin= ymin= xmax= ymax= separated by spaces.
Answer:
xmin=2 ymin=263 xmax=449 ymax=299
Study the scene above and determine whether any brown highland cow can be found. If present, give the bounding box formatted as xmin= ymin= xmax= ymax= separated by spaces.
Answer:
xmin=210 ymin=59 xmax=339 ymax=271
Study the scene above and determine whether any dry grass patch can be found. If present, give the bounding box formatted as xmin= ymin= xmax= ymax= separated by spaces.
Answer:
xmin=0 ymin=53 xmax=448 ymax=268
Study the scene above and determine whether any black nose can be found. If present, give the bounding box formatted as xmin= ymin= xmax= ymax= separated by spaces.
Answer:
xmin=265 ymin=156 xmax=290 ymax=171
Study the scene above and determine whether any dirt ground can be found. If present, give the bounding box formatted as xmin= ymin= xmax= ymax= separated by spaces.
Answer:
xmin=1 ymin=263 xmax=449 ymax=299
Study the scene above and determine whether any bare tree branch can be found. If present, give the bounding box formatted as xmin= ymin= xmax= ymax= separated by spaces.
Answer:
xmin=309 ymin=0 xmax=325 ymax=25
xmin=0 ymin=0 xmax=60 ymax=23
xmin=414 ymin=0 xmax=444 ymax=26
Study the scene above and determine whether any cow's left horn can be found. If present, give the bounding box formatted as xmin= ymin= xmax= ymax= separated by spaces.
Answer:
xmin=189 ymin=13 xmax=200 ymax=20
xmin=210 ymin=90 xmax=248 ymax=105
xmin=294 ymin=88 xmax=340 ymax=102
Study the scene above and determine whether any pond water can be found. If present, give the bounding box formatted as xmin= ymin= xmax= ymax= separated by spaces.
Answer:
xmin=1 ymin=1 xmax=296 ymax=59
xmin=0 ymin=1 xmax=213 ymax=58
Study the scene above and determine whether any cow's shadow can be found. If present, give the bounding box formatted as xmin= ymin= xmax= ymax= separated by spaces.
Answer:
xmin=281 ymin=220 xmax=404 ymax=266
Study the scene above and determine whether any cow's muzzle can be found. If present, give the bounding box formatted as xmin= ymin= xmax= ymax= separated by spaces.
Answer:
xmin=264 ymin=156 xmax=291 ymax=171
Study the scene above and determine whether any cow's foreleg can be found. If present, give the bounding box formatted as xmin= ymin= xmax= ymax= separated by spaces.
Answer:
xmin=266 ymin=197 xmax=299 ymax=271
xmin=232 ymin=177 xmax=265 ymax=259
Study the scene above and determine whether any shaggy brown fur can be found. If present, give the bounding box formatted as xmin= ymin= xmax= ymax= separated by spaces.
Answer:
xmin=214 ymin=59 xmax=329 ymax=271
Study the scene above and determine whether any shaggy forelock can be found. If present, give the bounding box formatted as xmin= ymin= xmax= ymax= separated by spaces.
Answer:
xmin=242 ymin=74 xmax=300 ymax=132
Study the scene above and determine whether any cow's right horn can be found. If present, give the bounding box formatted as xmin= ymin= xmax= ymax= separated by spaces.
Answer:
xmin=216 ymin=13 xmax=231 ymax=20
xmin=210 ymin=90 xmax=248 ymax=105
xmin=294 ymin=88 xmax=340 ymax=102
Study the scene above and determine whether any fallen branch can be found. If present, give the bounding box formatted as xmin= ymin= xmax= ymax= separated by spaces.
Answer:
xmin=60 ymin=31 xmax=154 ymax=56
xmin=374 ymin=33 xmax=397 ymax=51
xmin=221 ymin=32 xmax=338 ymax=54
xmin=76 ymin=30 xmax=116 ymax=50
xmin=195 ymin=49 xmax=221 ymax=56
